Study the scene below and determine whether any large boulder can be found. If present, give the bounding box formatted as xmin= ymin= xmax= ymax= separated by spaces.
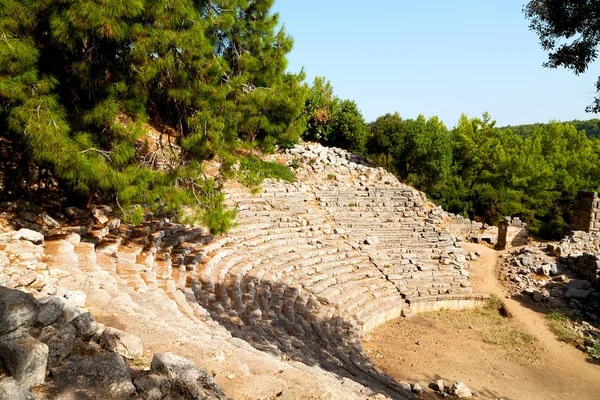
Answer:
xmin=38 ymin=325 xmax=76 ymax=368
xmin=0 ymin=336 xmax=48 ymax=388
xmin=0 ymin=377 xmax=35 ymax=400
xmin=70 ymin=312 xmax=98 ymax=341
xmin=135 ymin=352 xmax=230 ymax=400
xmin=51 ymin=353 xmax=136 ymax=400
xmin=100 ymin=327 xmax=143 ymax=359
xmin=36 ymin=296 xmax=65 ymax=326
xmin=0 ymin=287 xmax=38 ymax=336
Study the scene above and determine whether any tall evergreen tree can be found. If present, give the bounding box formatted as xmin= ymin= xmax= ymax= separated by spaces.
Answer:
xmin=0 ymin=0 xmax=305 ymax=231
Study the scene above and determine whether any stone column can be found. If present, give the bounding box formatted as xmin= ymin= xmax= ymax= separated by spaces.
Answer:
xmin=495 ymin=219 xmax=508 ymax=251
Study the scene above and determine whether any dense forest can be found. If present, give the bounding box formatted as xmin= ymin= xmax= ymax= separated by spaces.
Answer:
xmin=303 ymin=77 xmax=600 ymax=239
xmin=1 ymin=0 xmax=600 ymax=239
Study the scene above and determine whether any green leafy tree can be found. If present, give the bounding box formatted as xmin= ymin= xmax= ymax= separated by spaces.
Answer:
xmin=393 ymin=115 xmax=452 ymax=191
xmin=303 ymin=77 xmax=338 ymax=143
xmin=329 ymin=99 xmax=368 ymax=153
xmin=524 ymin=0 xmax=600 ymax=112
xmin=0 ymin=0 xmax=305 ymax=232
xmin=368 ymin=112 xmax=403 ymax=168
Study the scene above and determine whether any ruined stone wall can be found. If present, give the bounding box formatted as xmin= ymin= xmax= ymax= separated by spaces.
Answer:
xmin=571 ymin=190 xmax=600 ymax=232
xmin=495 ymin=217 xmax=528 ymax=250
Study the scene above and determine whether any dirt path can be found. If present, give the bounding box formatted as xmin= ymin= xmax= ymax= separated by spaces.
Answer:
xmin=363 ymin=243 xmax=600 ymax=400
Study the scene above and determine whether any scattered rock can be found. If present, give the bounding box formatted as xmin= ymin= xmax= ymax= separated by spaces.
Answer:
xmin=13 ymin=229 xmax=44 ymax=245
xmin=0 ymin=287 xmax=38 ymax=336
xmin=436 ymin=379 xmax=445 ymax=392
xmin=565 ymin=288 xmax=590 ymax=299
xmin=100 ymin=327 xmax=143 ymax=359
xmin=51 ymin=352 xmax=136 ymax=399
xmin=63 ymin=207 xmax=88 ymax=220
xmin=364 ymin=236 xmax=380 ymax=245
xmin=412 ymin=382 xmax=424 ymax=394
xmin=0 ymin=336 xmax=48 ymax=388
xmin=0 ymin=377 xmax=35 ymax=400
xmin=36 ymin=296 xmax=65 ymax=326
xmin=135 ymin=352 xmax=230 ymax=400
xmin=71 ymin=312 xmax=98 ymax=341
xmin=451 ymin=381 xmax=472 ymax=398
xmin=38 ymin=325 xmax=76 ymax=368
xmin=398 ymin=381 xmax=412 ymax=392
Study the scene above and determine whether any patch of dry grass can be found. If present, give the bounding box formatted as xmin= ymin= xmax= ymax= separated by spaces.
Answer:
xmin=430 ymin=295 xmax=537 ymax=352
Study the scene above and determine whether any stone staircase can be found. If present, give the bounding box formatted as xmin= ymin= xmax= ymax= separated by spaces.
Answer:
xmin=4 ymin=142 xmax=490 ymax=399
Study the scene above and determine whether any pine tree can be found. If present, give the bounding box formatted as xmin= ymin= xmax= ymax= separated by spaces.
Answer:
xmin=0 ymin=0 xmax=305 ymax=231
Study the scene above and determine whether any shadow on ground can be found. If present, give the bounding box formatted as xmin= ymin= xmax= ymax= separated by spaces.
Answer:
xmin=189 ymin=274 xmax=414 ymax=399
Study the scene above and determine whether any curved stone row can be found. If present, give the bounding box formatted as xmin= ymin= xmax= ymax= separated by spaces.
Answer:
xmin=8 ymin=142 xmax=490 ymax=399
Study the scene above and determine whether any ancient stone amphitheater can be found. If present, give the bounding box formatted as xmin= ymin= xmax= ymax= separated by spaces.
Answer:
xmin=1 ymin=143 xmax=488 ymax=399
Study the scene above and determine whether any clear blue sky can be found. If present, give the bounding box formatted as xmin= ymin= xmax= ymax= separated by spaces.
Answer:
xmin=273 ymin=0 xmax=599 ymax=127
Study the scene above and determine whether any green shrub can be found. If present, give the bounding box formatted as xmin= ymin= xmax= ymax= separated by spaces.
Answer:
xmin=238 ymin=157 xmax=295 ymax=187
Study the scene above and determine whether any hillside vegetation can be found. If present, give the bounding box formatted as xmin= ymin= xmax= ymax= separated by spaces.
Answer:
xmin=2 ymin=0 xmax=600 ymax=239
xmin=305 ymin=78 xmax=600 ymax=239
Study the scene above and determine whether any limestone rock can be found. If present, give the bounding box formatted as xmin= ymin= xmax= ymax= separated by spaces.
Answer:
xmin=51 ymin=353 xmax=136 ymax=400
xmin=64 ymin=290 xmax=86 ymax=308
xmin=13 ymin=229 xmax=44 ymax=245
xmin=63 ymin=207 xmax=88 ymax=220
xmin=135 ymin=352 xmax=230 ymax=400
xmin=55 ymin=303 xmax=83 ymax=325
xmin=38 ymin=325 xmax=76 ymax=368
xmin=451 ymin=381 xmax=472 ymax=398
xmin=412 ymin=383 xmax=424 ymax=394
xmin=0 ymin=336 xmax=48 ymax=388
xmin=71 ymin=312 xmax=98 ymax=341
xmin=0 ymin=287 xmax=38 ymax=336
xmin=0 ymin=377 xmax=35 ymax=400
xmin=364 ymin=236 xmax=380 ymax=245
xmin=565 ymin=288 xmax=590 ymax=299
xmin=100 ymin=327 xmax=143 ymax=359
xmin=36 ymin=296 xmax=65 ymax=326
xmin=436 ymin=379 xmax=445 ymax=392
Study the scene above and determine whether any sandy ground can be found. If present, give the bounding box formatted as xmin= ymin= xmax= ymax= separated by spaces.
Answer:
xmin=363 ymin=243 xmax=600 ymax=400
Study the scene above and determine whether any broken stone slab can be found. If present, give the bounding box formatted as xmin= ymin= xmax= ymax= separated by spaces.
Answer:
xmin=451 ymin=381 xmax=472 ymax=398
xmin=364 ymin=236 xmax=380 ymax=245
xmin=436 ymin=379 xmax=445 ymax=392
xmin=63 ymin=207 xmax=88 ymax=220
xmin=100 ymin=327 xmax=143 ymax=359
xmin=0 ymin=336 xmax=48 ymax=388
xmin=64 ymin=290 xmax=86 ymax=308
xmin=51 ymin=352 xmax=136 ymax=400
xmin=135 ymin=352 xmax=230 ymax=400
xmin=36 ymin=296 xmax=65 ymax=326
xmin=12 ymin=229 xmax=44 ymax=245
xmin=0 ymin=377 xmax=35 ymax=400
xmin=0 ymin=287 xmax=38 ymax=336
xmin=71 ymin=312 xmax=98 ymax=341
xmin=567 ymin=279 xmax=592 ymax=290
xmin=38 ymin=325 xmax=76 ymax=368
xmin=565 ymin=288 xmax=591 ymax=300
xmin=411 ymin=382 xmax=424 ymax=394
xmin=55 ymin=302 xmax=83 ymax=326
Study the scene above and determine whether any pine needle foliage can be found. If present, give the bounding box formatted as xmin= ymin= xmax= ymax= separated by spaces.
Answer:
xmin=0 ymin=0 xmax=305 ymax=233
xmin=238 ymin=156 xmax=295 ymax=188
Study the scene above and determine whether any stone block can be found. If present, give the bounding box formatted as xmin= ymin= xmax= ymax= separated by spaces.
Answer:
xmin=51 ymin=352 xmax=136 ymax=399
xmin=38 ymin=325 xmax=76 ymax=368
xmin=36 ymin=296 xmax=65 ymax=326
xmin=0 ymin=336 xmax=48 ymax=388
xmin=0 ymin=377 xmax=35 ymax=400
xmin=71 ymin=312 xmax=98 ymax=341
xmin=100 ymin=327 xmax=143 ymax=359
xmin=0 ymin=287 xmax=38 ymax=336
